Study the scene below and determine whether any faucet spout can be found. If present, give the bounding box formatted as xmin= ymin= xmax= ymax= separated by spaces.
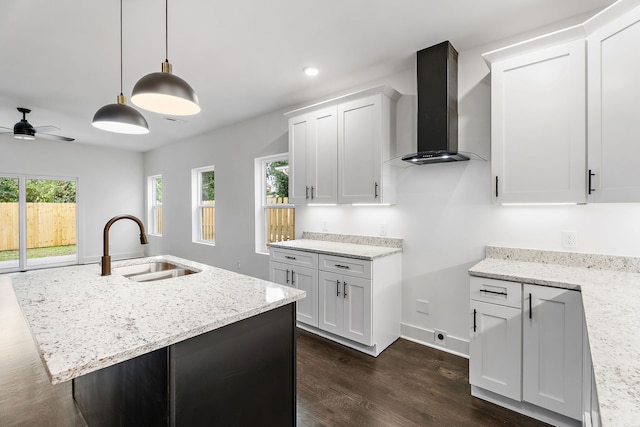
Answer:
xmin=101 ymin=215 xmax=149 ymax=276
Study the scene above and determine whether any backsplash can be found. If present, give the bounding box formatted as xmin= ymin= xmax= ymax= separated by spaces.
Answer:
xmin=301 ymin=232 xmax=403 ymax=249
xmin=486 ymin=246 xmax=640 ymax=273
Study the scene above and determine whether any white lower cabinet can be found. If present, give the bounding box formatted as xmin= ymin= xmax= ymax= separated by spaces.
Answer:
xmin=269 ymin=249 xmax=319 ymax=327
xmin=318 ymin=271 xmax=372 ymax=346
xmin=470 ymin=300 xmax=522 ymax=400
xmin=270 ymin=246 xmax=401 ymax=356
xmin=523 ymin=284 xmax=583 ymax=420
xmin=470 ymin=276 xmax=585 ymax=425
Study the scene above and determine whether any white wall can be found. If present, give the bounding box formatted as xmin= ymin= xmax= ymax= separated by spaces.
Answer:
xmin=143 ymin=109 xmax=289 ymax=274
xmin=144 ymin=22 xmax=640 ymax=357
xmin=0 ymin=138 xmax=145 ymax=263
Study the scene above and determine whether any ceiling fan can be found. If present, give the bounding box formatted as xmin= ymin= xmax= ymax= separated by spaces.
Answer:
xmin=0 ymin=107 xmax=74 ymax=142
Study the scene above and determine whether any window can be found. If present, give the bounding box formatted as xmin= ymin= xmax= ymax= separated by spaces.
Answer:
xmin=148 ymin=175 xmax=162 ymax=236
xmin=192 ymin=166 xmax=215 ymax=244
xmin=255 ymin=154 xmax=295 ymax=253
xmin=0 ymin=174 xmax=78 ymax=272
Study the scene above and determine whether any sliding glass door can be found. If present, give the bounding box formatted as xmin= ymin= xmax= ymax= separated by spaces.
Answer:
xmin=0 ymin=175 xmax=78 ymax=272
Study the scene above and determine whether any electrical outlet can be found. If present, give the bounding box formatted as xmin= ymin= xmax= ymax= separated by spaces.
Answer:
xmin=380 ymin=223 xmax=388 ymax=237
xmin=416 ymin=299 xmax=429 ymax=314
xmin=562 ymin=231 xmax=578 ymax=249
xmin=236 ymin=260 xmax=241 ymax=270
xmin=322 ymin=220 xmax=328 ymax=231
xmin=435 ymin=329 xmax=448 ymax=346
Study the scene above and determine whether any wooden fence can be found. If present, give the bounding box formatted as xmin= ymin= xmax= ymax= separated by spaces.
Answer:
xmin=0 ymin=203 xmax=76 ymax=251
xmin=201 ymin=201 xmax=215 ymax=241
xmin=267 ymin=197 xmax=295 ymax=243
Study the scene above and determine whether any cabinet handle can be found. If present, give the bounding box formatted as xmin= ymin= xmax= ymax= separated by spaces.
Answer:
xmin=291 ymin=271 xmax=295 ymax=286
xmin=286 ymin=269 xmax=290 ymax=284
xmin=480 ymin=289 xmax=507 ymax=296
xmin=306 ymin=186 xmax=309 ymax=199
xmin=336 ymin=279 xmax=341 ymax=296
xmin=334 ymin=264 xmax=350 ymax=269
xmin=473 ymin=309 xmax=477 ymax=332
xmin=311 ymin=186 xmax=315 ymax=199
xmin=588 ymin=169 xmax=595 ymax=195
xmin=343 ymin=281 xmax=347 ymax=298
xmin=529 ymin=293 xmax=532 ymax=320
xmin=285 ymin=255 xmax=297 ymax=260
xmin=374 ymin=182 xmax=379 ymax=198
xmin=495 ymin=176 xmax=499 ymax=198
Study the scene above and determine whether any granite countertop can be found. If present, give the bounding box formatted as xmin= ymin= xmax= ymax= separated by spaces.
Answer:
xmin=268 ymin=231 xmax=403 ymax=260
xmin=469 ymin=247 xmax=640 ymax=427
xmin=10 ymin=255 xmax=305 ymax=385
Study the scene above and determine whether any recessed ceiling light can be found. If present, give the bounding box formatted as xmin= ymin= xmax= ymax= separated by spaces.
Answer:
xmin=303 ymin=67 xmax=319 ymax=77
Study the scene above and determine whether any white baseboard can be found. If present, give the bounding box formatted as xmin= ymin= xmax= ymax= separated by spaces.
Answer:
xmin=400 ymin=322 xmax=469 ymax=358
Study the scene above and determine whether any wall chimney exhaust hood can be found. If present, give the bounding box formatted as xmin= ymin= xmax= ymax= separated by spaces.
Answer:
xmin=402 ymin=41 xmax=469 ymax=165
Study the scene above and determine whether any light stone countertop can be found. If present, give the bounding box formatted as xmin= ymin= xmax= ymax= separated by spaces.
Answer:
xmin=268 ymin=231 xmax=403 ymax=260
xmin=10 ymin=255 xmax=305 ymax=385
xmin=469 ymin=247 xmax=640 ymax=427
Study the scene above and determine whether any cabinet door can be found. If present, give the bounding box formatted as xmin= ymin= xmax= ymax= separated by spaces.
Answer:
xmin=307 ymin=106 xmax=338 ymax=204
xmin=289 ymin=115 xmax=310 ymax=204
xmin=270 ymin=261 xmax=318 ymax=327
xmin=587 ymin=7 xmax=640 ymax=202
xmin=523 ymin=285 xmax=583 ymax=420
xmin=491 ymin=40 xmax=586 ymax=204
xmin=469 ymin=300 xmax=522 ymax=401
xmin=291 ymin=265 xmax=319 ymax=327
xmin=338 ymin=94 xmax=382 ymax=204
xmin=269 ymin=261 xmax=291 ymax=287
xmin=288 ymin=107 xmax=338 ymax=205
xmin=318 ymin=271 xmax=343 ymax=336
xmin=341 ymin=276 xmax=372 ymax=346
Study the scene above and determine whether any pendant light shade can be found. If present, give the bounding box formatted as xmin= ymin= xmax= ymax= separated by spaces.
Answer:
xmin=131 ymin=61 xmax=200 ymax=116
xmin=131 ymin=0 xmax=200 ymax=116
xmin=92 ymin=0 xmax=149 ymax=135
xmin=93 ymin=95 xmax=150 ymax=134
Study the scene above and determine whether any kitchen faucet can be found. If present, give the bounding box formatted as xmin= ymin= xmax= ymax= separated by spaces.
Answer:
xmin=101 ymin=214 xmax=148 ymax=276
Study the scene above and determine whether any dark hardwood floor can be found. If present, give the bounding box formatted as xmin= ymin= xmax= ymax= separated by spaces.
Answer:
xmin=0 ymin=277 xmax=547 ymax=426
xmin=296 ymin=330 xmax=548 ymax=427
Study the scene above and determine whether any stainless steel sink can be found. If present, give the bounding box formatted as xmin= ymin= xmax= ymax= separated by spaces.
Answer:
xmin=112 ymin=261 xmax=198 ymax=282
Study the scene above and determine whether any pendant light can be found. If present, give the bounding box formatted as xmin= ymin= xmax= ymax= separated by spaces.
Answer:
xmin=131 ymin=0 xmax=200 ymax=116
xmin=92 ymin=0 xmax=149 ymax=134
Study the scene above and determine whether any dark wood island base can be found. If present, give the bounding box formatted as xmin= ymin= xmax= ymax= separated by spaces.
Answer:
xmin=73 ymin=304 xmax=296 ymax=426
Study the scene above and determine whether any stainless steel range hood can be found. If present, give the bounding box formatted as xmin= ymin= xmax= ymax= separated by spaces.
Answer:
xmin=402 ymin=41 xmax=469 ymax=165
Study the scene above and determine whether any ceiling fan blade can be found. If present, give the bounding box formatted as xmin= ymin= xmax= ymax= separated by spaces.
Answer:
xmin=0 ymin=126 xmax=13 ymax=131
xmin=34 ymin=125 xmax=61 ymax=133
xmin=36 ymin=133 xmax=75 ymax=142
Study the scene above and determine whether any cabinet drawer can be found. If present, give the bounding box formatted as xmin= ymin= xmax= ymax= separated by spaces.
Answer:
xmin=470 ymin=277 xmax=521 ymax=308
xmin=270 ymin=248 xmax=318 ymax=269
xmin=319 ymin=254 xmax=371 ymax=279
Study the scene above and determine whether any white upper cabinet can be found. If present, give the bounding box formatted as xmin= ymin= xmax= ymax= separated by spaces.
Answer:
xmin=288 ymin=106 xmax=338 ymax=204
xmin=587 ymin=5 xmax=640 ymax=202
xmin=337 ymin=93 xmax=397 ymax=204
xmin=285 ymin=86 xmax=400 ymax=205
xmin=487 ymin=39 xmax=587 ymax=204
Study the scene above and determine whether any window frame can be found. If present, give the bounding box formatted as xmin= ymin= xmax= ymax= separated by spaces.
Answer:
xmin=254 ymin=153 xmax=294 ymax=254
xmin=192 ymin=166 xmax=215 ymax=246
xmin=147 ymin=175 xmax=162 ymax=236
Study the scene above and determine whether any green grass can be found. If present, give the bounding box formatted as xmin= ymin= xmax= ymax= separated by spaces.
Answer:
xmin=0 ymin=245 xmax=76 ymax=261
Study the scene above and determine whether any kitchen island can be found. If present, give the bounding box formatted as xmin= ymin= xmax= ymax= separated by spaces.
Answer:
xmin=10 ymin=255 xmax=305 ymax=426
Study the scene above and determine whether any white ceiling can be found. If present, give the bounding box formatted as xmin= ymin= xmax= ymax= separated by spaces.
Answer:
xmin=0 ymin=0 xmax=615 ymax=152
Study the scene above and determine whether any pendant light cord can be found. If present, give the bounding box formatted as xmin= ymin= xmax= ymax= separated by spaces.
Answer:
xmin=119 ymin=0 xmax=123 ymax=96
xmin=165 ymin=0 xmax=169 ymax=62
